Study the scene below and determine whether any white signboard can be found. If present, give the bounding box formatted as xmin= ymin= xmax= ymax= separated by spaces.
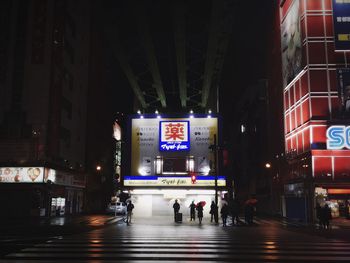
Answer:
xmin=124 ymin=176 xmax=226 ymax=187
xmin=0 ymin=167 xmax=44 ymax=183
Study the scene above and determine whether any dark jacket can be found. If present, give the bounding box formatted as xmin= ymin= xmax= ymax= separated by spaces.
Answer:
xmin=173 ymin=202 xmax=180 ymax=212
xmin=127 ymin=203 xmax=134 ymax=212
xmin=221 ymin=204 xmax=229 ymax=217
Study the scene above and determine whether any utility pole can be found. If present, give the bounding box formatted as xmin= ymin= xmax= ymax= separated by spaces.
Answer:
xmin=213 ymin=134 xmax=218 ymax=205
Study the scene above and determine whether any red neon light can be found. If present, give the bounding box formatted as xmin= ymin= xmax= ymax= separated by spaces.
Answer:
xmin=328 ymin=189 xmax=350 ymax=194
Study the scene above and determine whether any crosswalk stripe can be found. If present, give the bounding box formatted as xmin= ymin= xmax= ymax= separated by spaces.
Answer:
xmin=3 ymin=218 xmax=350 ymax=262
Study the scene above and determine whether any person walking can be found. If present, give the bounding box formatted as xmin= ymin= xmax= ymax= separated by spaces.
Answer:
xmin=315 ymin=203 xmax=322 ymax=229
xmin=197 ymin=202 xmax=204 ymax=224
xmin=244 ymin=203 xmax=254 ymax=225
xmin=321 ymin=204 xmax=332 ymax=229
xmin=221 ymin=203 xmax=229 ymax=227
xmin=231 ymin=198 xmax=240 ymax=225
xmin=173 ymin=199 xmax=180 ymax=222
xmin=189 ymin=201 xmax=196 ymax=221
xmin=209 ymin=201 xmax=218 ymax=223
xmin=126 ymin=200 xmax=134 ymax=225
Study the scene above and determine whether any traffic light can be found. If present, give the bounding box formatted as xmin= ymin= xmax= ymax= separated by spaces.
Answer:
xmin=191 ymin=173 xmax=196 ymax=184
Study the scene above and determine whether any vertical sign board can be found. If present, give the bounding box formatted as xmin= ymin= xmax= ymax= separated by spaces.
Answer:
xmin=336 ymin=68 xmax=350 ymax=113
xmin=281 ymin=0 xmax=302 ymax=87
xmin=333 ymin=0 xmax=350 ymax=51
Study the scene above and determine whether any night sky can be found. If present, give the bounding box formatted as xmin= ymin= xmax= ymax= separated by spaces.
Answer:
xmin=94 ymin=0 xmax=274 ymax=116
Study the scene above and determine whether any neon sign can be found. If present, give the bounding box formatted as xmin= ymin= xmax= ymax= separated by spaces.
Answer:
xmin=326 ymin=125 xmax=350 ymax=149
xmin=159 ymin=121 xmax=190 ymax=151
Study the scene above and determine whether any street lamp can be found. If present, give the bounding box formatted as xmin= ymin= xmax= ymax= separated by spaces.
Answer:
xmin=265 ymin=162 xmax=273 ymax=212
xmin=96 ymin=165 xmax=102 ymax=171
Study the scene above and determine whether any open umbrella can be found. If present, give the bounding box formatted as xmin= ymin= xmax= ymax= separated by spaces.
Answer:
xmin=197 ymin=201 xmax=206 ymax=207
xmin=245 ymin=198 xmax=258 ymax=205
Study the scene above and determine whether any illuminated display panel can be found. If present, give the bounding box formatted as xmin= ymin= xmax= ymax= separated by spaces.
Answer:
xmin=128 ymin=115 xmax=222 ymax=186
xmin=124 ymin=176 xmax=226 ymax=187
xmin=332 ymin=0 xmax=350 ymax=51
xmin=0 ymin=167 xmax=44 ymax=183
xmin=159 ymin=121 xmax=190 ymax=151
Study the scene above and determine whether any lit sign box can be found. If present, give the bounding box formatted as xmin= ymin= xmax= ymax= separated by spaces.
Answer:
xmin=326 ymin=125 xmax=350 ymax=149
xmin=0 ymin=167 xmax=44 ymax=183
xmin=332 ymin=0 xmax=350 ymax=51
xmin=159 ymin=121 xmax=190 ymax=151
xmin=124 ymin=176 xmax=226 ymax=187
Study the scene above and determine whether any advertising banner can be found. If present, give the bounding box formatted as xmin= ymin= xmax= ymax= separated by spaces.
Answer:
xmin=130 ymin=116 xmax=218 ymax=177
xmin=281 ymin=0 xmax=302 ymax=87
xmin=332 ymin=0 xmax=350 ymax=51
xmin=0 ymin=167 xmax=44 ymax=183
xmin=44 ymin=168 xmax=85 ymax=188
xmin=336 ymin=68 xmax=350 ymax=113
xmin=124 ymin=176 xmax=226 ymax=187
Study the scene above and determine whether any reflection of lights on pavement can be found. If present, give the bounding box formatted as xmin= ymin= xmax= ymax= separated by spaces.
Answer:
xmin=264 ymin=245 xmax=277 ymax=249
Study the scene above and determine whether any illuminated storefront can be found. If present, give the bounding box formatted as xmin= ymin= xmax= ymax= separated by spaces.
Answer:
xmin=0 ymin=166 xmax=85 ymax=217
xmin=279 ymin=0 xmax=350 ymax=222
xmin=124 ymin=113 xmax=227 ymax=217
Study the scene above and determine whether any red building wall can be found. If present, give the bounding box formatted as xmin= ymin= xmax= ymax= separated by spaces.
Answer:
xmin=281 ymin=0 xmax=350 ymax=180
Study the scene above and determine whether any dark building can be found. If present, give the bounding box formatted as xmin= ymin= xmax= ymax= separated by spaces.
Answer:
xmin=0 ymin=0 xmax=91 ymax=217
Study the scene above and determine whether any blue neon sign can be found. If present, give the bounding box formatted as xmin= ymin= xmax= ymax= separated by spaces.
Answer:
xmin=326 ymin=125 xmax=350 ymax=149
xmin=159 ymin=121 xmax=190 ymax=151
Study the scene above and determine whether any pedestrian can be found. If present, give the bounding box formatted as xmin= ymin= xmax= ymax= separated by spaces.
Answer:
xmin=221 ymin=203 xmax=229 ymax=227
xmin=189 ymin=201 xmax=196 ymax=221
xmin=197 ymin=202 xmax=204 ymax=224
xmin=126 ymin=200 xmax=134 ymax=225
xmin=315 ymin=203 xmax=322 ymax=229
xmin=209 ymin=201 xmax=218 ymax=223
xmin=173 ymin=199 xmax=180 ymax=222
xmin=231 ymin=198 xmax=240 ymax=225
xmin=321 ymin=204 xmax=332 ymax=229
xmin=244 ymin=203 xmax=254 ymax=225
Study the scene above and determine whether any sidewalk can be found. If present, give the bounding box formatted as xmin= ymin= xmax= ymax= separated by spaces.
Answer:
xmin=257 ymin=214 xmax=350 ymax=229
xmin=0 ymin=214 xmax=125 ymax=237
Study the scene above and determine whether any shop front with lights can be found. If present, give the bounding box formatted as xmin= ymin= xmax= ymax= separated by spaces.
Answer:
xmin=123 ymin=113 xmax=228 ymax=217
xmin=0 ymin=166 xmax=85 ymax=217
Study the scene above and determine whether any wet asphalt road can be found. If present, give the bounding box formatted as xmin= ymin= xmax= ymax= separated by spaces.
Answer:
xmin=1 ymin=215 xmax=350 ymax=262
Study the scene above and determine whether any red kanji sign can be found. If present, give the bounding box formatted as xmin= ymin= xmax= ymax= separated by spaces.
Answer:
xmin=164 ymin=123 xmax=185 ymax=141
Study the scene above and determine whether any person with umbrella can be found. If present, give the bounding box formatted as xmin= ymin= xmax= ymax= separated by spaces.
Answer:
xmin=244 ymin=196 xmax=257 ymax=225
xmin=196 ymin=202 xmax=204 ymax=224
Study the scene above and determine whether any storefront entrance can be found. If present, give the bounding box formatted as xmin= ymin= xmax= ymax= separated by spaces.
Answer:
xmin=128 ymin=189 xmax=224 ymax=218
